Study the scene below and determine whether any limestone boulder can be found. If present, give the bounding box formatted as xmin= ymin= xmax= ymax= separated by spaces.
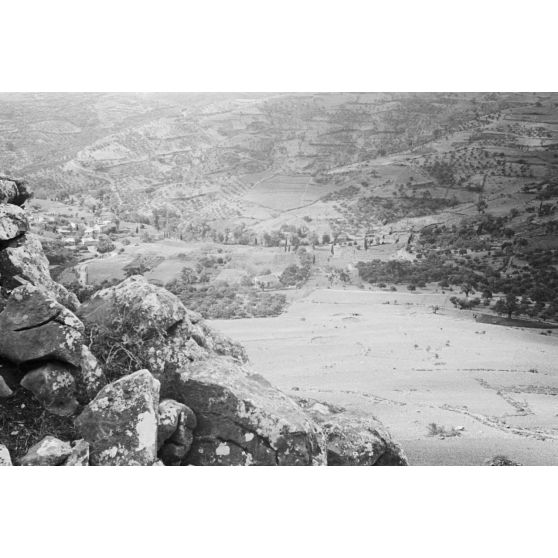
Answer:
xmin=296 ymin=398 xmax=408 ymax=466
xmin=0 ymin=176 xmax=31 ymax=206
xmin=79 ymin=275 xmax=189 ymax=333
xmin=162 ymin=357 xmax=326 ymax=466
xmin=20 ymin=363 xmax=79 ymax=416
xmin=79 ymin=275 xmax=247 ymax=378
xmin=0 ymin=233 xmax=78 ymax=311
xmin=0 ymin=204 xmax=28 ymax=241
xmin=20 ymin=435 xmax=72 ymax=466
xmin=0 ymin=284 xmax=84 ymax=367
xmin=0 ymin=444 xmax=12 ymax=466
xmin=75 ymin=369 xmax=160 ymax=466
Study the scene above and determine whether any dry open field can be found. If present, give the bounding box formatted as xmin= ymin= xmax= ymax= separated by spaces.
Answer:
xmin=243 ymin=173 xmax=337 ymax=211
xmin=213 ymin=288 xmax=558 ymax=465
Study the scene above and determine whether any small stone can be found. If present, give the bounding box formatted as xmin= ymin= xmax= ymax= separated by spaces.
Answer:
xmin=20 ymin=363 xmax=79 ymax=416
xmin=0 ymin=444 xmax=12 ymax=466
xmin=64 ymin=440 xmax=90 ymax=466
xmin=0 ymin=375 xmax=13 ymax=398
xmin=20 ymin=436 xmax=72 ymax=466
xmin=157 ymin=399 xmax=196 ymax=448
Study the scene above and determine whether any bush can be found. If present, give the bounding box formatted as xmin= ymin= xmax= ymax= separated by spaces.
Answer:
xmin=97 ymin=235 xmax=115 ymax=253
xmin=450 ymin=296 xmax=480 ymax=310
xmin=427 ymin=423 xmax=462 ymax=438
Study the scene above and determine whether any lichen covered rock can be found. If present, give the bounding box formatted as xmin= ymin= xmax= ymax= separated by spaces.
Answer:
xmin=79 ymin=275 xmax=247 ymax=378
xmin=0 ymin=284 xmax=84 ymax=367
xmin=0 ymin=176 xmax=31 ymax=206
xmin=74 ymin=345 xmax=107 ymax=403
xmin=163 ymin=357 xmax=326 ymax=466
xmin=0 ymin=233 xmax=78 ymax=311
xmin=20 ymin=362 xmax=79 ymax=417
xmin=64 ymin=439 xmax=90 ymax=466
xmin=75 ymin=369 xmax=160 ymax=466
xmin=0 ymin=203 xmax=28 ymax=241
xmin=296 ymin=398 xmax=408 ymax=466
xmin=20 ymin=435 xmax=72 ymax=466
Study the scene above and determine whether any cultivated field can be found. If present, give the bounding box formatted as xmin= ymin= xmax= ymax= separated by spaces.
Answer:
xmin=213 ymin=288 xmax=558 ymax=465
xmin=243 ymin=174 xmax=337 ymax=211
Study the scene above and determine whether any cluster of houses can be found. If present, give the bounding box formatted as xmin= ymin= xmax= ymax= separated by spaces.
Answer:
xmin=29 ymin=208 xmax=119 ymax=248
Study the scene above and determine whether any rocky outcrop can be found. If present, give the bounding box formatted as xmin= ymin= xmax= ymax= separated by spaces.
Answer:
xmin=0 ymin=178 xmax=408 ymax=467
xmin=20 ymin=435 xmax=73 ymax=466
xmin=0 ymin=285 xmax=106 ymax=412
xmin=0 ymin=204 xmax=28 ymax=241
xmin=296 ymin=398 xmax=408 ymax=466
xmin=75 ymin=369 xmax=160 ymax=466
xmin=0 ymin=175 xmax=77 ymax=309
xmin=0 ymin=176 xmax=31 ymax=206
xmin=164 ymin=358 xmax=326 ymax=466
xmin=0 ymin=233 xmax=78 ymax=311
xmin=0 ymin=444 xmax=12 ymax=466
xmin=0 ymin=284 xmax=84 ymax=366
xmin=79 ymin=275 xmax=247 ymax=377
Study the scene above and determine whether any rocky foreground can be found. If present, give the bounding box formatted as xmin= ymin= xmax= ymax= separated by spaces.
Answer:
xmin=0 ymin=176 xmax=407 ymax=466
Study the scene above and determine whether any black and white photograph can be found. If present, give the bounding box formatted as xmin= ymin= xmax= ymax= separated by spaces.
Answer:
xmin=1 ymin=1 xmax=557 ymax=557
xmin=2 ymin=90 xmax=558 ymax=468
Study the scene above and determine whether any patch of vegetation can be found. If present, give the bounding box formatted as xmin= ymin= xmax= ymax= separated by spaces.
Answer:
xmin=67 ymin=278 xmax=121 ymax=303
xmin=450 ymin=296 xmax=481 ymax=310
xmin=357 ymin=236 xmax=558 ymax=321
xmin=97 ymin=234 xmax=115 ymax=253
xmin=427 ymin=423 xmax=462 ymax=438
xmin=165 ymin=281 xmax=287 ymax=319
xmin=484 ymin=455 xmax=520 ymax=466
xmin=41 ymin=238 xmax=78 ymax=268
xmin=0 ymin=387 xmax=76 ymax=463
xmin=339 ymin=194 xmax=459 ymax=227
xmin=279 ymin=248 xmax=314 ymax=287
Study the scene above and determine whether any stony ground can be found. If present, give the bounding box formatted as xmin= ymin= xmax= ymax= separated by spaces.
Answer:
xmin=213 ymin=287 xmax=558 ymax=465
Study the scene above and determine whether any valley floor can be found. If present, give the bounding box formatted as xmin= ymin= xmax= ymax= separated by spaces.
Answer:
xmin=212 ymin=288 xmax=558 ymax=465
